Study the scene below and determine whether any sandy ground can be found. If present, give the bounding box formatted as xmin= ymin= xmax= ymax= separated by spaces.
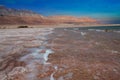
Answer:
xmin=0 ymin=27 xmax=120 ymax=80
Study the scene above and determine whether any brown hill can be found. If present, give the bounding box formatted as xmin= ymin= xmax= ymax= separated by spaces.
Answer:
xmin=0 ymin=5 xmax=97 ymax=25
xmin=48 ymin=16 xmax=97 ymax=24
xmin=0 ymin=5 xmax=54 ymax=25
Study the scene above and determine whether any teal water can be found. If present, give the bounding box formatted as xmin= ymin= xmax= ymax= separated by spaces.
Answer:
xmin=68 ymin=26 xmax=120 ymax=30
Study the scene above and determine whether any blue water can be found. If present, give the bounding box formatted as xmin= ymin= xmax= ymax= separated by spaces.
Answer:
xmin=67 ymin=26 xmax=120 ymax=30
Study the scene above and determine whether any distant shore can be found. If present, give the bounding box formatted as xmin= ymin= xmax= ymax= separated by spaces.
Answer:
xmin=0 ymin=24 xmax=120 ymax=29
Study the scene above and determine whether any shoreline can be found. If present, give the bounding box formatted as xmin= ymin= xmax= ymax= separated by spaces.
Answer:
xmin=0 ymin=24 xmax=120 ymax=29
xmin=0 ymin=27 xmax=120 ymax=80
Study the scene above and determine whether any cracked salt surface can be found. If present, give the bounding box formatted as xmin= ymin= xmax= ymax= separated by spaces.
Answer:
xmin=20 ymin=48 xmax=54 ymax=64
xmin=50 ymin=66 xmax=58 ymax=80
xmin=4 ymin=28 xmax=57 ymax=80
xmin=58 ymin=72 xmax=73 ymax=80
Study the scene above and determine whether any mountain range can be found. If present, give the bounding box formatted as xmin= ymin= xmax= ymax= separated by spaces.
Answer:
xmin=0 ymin=5 xmax=97 ymax=25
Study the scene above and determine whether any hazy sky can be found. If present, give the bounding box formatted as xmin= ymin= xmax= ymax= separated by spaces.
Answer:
xmin=0 ymin=0 xmax=120 ymax=23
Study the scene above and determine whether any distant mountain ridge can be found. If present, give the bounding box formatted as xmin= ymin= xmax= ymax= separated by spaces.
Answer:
xmin=0 ymin=5 xmax=98 ymax=25
xmin=48 ymin=16 xmax=97 ymax=23
xmin=0 ymin=5 xmax=40 ymax=16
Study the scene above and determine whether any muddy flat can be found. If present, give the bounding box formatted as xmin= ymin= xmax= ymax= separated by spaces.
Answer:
xmin=0 ymin=27 xmax=120 ymax=80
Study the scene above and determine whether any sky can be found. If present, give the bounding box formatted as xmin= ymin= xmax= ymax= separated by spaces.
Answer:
xmin=0 ymin=0 xmax=120 ymax=23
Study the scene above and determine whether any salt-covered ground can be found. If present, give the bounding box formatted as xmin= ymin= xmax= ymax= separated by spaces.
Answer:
xmin=0 ymin=27 xmax=120 ymax=80
xmin=0 ymin=28 xmax=56 ymax=80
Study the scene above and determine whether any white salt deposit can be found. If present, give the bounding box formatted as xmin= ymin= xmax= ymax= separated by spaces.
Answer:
xmin=95 ymin=29 xmax=104 ymax=32
xmin=64 ymin=29 xmax=67 ymax=31
xmin=114 ymin=31 xmax=120 ymax=33
xmin=88 ymin=29 xmax=105 ymax=32
xmin=50 ymin=66 xmax=58 ymax=80
xmin=6 ymin=28 xmax=56 ymax=80
xmin=44 ymin=49 xmax=53 ymax=62
xmin=111 ymin=50 xmax=119 ymax=54
xmin=88 ymin=29 xmax=95 ymax=31
xmin=81 ymin=32 xmax=86 ymax=36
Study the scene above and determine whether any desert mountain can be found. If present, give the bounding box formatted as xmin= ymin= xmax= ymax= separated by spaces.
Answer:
xmin=48 ymin=16 xmax=97 ymax=23
xmin=0 ymin=5 xmax=97 ymax=25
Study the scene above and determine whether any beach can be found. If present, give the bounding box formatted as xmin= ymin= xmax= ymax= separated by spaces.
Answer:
xmin=0 ymin=26 xmax=120 ymax=80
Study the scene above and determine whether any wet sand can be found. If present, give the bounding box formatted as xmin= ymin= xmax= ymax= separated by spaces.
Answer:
xmin=0 ymin=27 xmax=120 ymax=80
